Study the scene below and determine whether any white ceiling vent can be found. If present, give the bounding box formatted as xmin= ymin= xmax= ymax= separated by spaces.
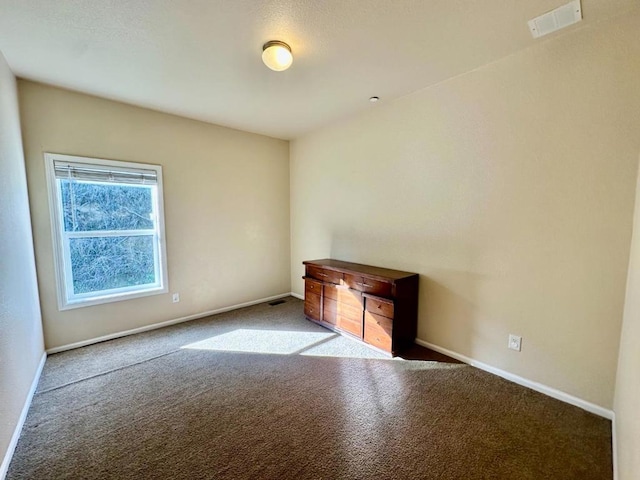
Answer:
xmin=528 ymin=0 xmax=582 ymax=39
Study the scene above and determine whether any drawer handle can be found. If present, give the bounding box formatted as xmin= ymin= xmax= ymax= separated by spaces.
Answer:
xmin=319 ymin=273 xmax=328 ymax=277
xmin=356 ymin=282 xmax=374 ymax=287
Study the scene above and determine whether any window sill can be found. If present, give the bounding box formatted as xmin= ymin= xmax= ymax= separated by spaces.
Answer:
xmin=59 ymin=286 xmax=168 ymax=311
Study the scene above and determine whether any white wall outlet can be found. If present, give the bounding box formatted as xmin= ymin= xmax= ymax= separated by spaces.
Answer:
xmin=508 ymin=334 xmax=522 ymax=351
xmin=172 ymin=293 xmax=180 ymax=303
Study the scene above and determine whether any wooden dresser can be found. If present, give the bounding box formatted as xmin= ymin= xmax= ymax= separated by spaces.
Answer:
xmin=302 ymin=259 xmax=419 ymax=356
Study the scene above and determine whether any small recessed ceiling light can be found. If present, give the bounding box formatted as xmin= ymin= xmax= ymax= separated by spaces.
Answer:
xmin=262 ymin=40 xmax=293 ymax=71
xmin=369 ymin=96 xmax=379 ymax=103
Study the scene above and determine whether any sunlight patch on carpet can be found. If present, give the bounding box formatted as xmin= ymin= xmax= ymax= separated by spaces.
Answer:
xmin=180 ymin=328 xmax=465 ymax=366
xmin=181 ymin=329 xmax=337 ymax=355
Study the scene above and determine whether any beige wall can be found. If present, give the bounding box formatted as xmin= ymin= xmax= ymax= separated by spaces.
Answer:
xmin=19 ymin=81 xmax=291 ymax=350
xmin=290 ymin=11 xmax=640 ymax=409
xmin=0 ymin=53 xmax=44 ymax=471
xmin=614 ymin=156 xmax=640 ymax=479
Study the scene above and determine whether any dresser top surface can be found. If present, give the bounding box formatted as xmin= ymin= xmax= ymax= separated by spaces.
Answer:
xmin=303 ymin=259 xmax=418 ymax=281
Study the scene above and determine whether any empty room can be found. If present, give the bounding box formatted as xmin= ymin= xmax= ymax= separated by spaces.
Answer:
xmin=1 ymin=0 xmax=639 ymax=479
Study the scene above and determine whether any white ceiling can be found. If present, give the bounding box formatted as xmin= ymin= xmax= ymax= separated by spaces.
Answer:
xmin=0 ymin=0 xmax=635 ymax=139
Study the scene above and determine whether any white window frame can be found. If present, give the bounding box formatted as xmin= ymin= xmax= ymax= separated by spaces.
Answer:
xmin=44 ymin=153 xmax=169 ymax=310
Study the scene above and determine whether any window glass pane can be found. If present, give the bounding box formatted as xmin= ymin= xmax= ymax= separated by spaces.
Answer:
xmin=60 ymin=180 xmax=154 ymax=232
xmin=69 ymin=236 xmax=156 ymax=294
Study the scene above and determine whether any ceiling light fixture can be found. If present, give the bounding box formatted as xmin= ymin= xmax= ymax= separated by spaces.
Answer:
xmin=262 ymin=40 xmax=293 ymax=71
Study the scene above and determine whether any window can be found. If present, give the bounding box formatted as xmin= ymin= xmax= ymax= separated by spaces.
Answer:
xmin=45 ymin=153 xmax=168 ymax=310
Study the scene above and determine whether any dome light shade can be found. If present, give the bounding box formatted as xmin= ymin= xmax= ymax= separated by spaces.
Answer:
xmin=262 ymin=41 xmax=293 ymax=71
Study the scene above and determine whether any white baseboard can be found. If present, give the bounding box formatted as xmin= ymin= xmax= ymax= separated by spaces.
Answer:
xmin=415 ymin=338 xmax=614 ymax=420
xmin=0 ymin=351 xmax=47 ymax=480
xmin=290 ymin=292 xmax=304 ymax=300
xmin=47 ymin=293 xmax=292 ymax=354
xmin=612 ymin=412 xmax=618 ymax=480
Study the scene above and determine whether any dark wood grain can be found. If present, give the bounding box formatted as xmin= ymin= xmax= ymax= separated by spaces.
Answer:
xmin=364 ymin=296 xmax=394 ymax=318
xmin=304 ymin=278 xmax=322 ymax=297
xmin=364 ymin=311 xmax=393 ymax=352
xmin=336 ymin=314 xmax=363 ymax=337
xmin=302 ymin=259 xmax=419 ymax=356
xmin=306 ymin=265 xmax=343 ymax=284
xmin=304 ymin=293 xmax=321 ymax=322
xmin=324 ymin=284 xmax=363 ymax=308
xmin=303 ymin=258 xmax=417 ymax=281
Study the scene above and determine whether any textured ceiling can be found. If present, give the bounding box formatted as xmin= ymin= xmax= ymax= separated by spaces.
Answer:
xmin=0 ymin=0 xmax=635 ymax=139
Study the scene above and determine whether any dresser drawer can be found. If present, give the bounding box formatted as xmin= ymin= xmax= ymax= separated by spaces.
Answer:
xmin=344 ymin=274 xmax=392 ymax=298
xmin=323 ymin=297 xmax=362 ymax=321
xmin=365 ymin=295 xmax=394 ymax=319
xmin=305 ymin=278 xmax=323 ymax=296
xmin=324 ymin=284 xmax=363 ymax=309
xmin=343 ymin=273 xmax=361 ymax=290
xmin=304 ymin=291 xmax=321 ymax=322
xmin=336 ymin=313 xmax=363 ymax=338
xmin=322 ymin=297 xmax=339 ymax=326
xmin=325 ymin=297 xmax=363 ymax=337
xmin=364 ymin=312 xmax=393 ymax=352
xmin=306 ymin=265 xmax=343 ymax=284
xmin=361 ymin=277 xmax=392 ymax=297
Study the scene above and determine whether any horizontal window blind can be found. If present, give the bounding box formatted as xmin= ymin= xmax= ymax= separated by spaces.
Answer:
xmin=53 ymin=161 xmax=157 ymax=185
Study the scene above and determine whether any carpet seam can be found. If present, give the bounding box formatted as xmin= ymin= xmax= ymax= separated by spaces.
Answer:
xmin=36 ymin=350 xmax=182 ymax=395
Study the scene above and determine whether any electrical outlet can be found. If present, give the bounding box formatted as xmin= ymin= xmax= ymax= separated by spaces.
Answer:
xmin=172 ymin=293 xmax=180 ymax=303
xmin=508 ymin=334 xmax=522 ymax=352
